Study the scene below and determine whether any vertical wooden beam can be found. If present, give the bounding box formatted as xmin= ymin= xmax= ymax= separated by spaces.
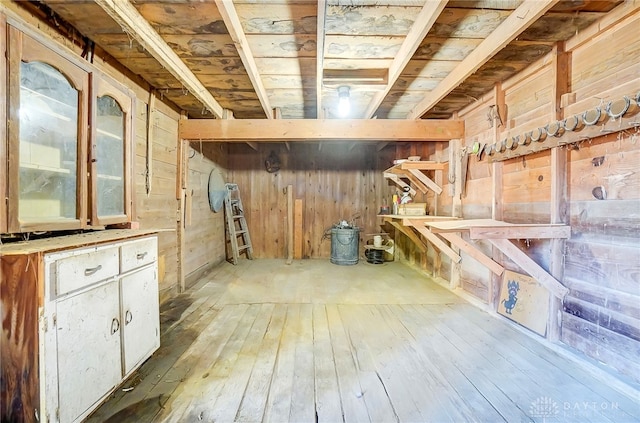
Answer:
xmin=176 ymin=114 xmax=188 ymax=293
xmin=294 ymin=199 xmax=303 ymax=259
xmin=145 ymin=90 xmax=156 ymax=196
xmin=316 ymin=0 xmax=327 ymax=117
xmin=551 ymin=42 xmax=569 ymax=121
xmin=548 ymin=43 xmax=570 ymax=340
xmin=491 ymin=82 xmax=505 ymax=309
xmin=449 ymin=138 xmax=463 ymax=290
xmin=0 ymin=13 xmax=7 ymax=233
xmin=286 ymin=185 xmax=294 ymax=264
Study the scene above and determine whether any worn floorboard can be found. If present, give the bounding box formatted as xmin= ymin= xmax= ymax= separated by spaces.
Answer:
xmin=87 ymin=259 xmax=640 ymax=423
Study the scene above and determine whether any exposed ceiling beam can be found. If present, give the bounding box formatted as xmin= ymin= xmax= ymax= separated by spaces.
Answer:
xmin=179 ymin=119 xmax=464 ymax=142
xmin=407 ymin=0 xmax=561 ymax=119
xmin=364 ymin=0 xmax=448 ymax=119
xmin=215 ymin=0 xmax=273 ymax=119
xmin=316 ymin=0 xmax=327 ymax=118
xmin=94 ymin=0 xmax=224 ymax=118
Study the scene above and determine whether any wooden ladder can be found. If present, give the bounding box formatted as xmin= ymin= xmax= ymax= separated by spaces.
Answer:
xmin=224 ymin=183 xmax=254 ymax=264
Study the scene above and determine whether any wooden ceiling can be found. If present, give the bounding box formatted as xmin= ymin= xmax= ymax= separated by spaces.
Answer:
xmin=23 ymin=0 xmax=622 ymax=120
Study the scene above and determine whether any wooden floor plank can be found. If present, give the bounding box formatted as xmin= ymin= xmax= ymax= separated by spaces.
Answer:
xmin=160 ymin=303 xmax=257 ymax=422
xmin=203 ymin=304 xmax=277 ymax=422
xmin=445 ymin=304 xmax=640 ymax=422
xmin=313 ymin=304 xmax=345 ymax=422
xmin=235 ymin=304 xmax=288 ymax=422
xmin=262 ymin=304 xmax=298 ymax=423
xmin=325 ymin=304 xmax=373 ymax=423
xmin=392 ymin=304 xmax=515 ymax=422
xmin=340 ymin=305 xmax=422 ymax=422
xmin=288 ymin=303 xmax=316 ymax=422
xmin=86 ymin=260 xmax=639 ymax=423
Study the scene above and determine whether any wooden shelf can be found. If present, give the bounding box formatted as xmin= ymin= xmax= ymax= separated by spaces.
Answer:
xmin=384 ymin=160 xmax=444 ymax=195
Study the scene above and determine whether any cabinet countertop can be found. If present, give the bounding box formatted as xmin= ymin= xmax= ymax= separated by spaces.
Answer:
xmin=1 ymin=229 xmax=163 ymax=255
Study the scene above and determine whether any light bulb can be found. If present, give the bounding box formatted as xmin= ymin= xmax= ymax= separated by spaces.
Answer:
xmin=337 ymin=86 xmax=350 ymax=117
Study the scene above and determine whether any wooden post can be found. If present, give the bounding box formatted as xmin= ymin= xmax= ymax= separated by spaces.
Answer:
xmin=547 ymin=41 xmax=570 ymax=341
xmin=449 ymin=138 xmax=462 ymax=290
xmin=176 ymin=114 xmax=188 ymax=293
xmin=294 ymin=199 xmax=303 ymax=259
xmin=490 ymin=82 xmax=506 ymax=309
xmin=286 ymin=185 xmax=294 ymax=264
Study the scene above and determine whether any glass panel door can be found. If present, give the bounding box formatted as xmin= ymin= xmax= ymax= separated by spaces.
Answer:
xmin=18 ymin=61 xmax=79 ymax=223
xmin=95 ymin=95 xmax=125 ymax=217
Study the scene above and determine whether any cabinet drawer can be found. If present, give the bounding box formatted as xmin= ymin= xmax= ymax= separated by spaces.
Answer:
xmin=56 ymin=247 xmax=119 ymax=295
xmin=120 ymin=237 xmax=157 ymax=273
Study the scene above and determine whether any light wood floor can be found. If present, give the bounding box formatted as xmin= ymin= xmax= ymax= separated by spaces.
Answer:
xmin=88 ymin=259 xmax=640 ymax=423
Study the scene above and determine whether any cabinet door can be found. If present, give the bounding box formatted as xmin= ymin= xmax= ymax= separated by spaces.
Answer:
xmin=120 ymin=265 xmax=160 ymax=374
xmin=90 ymin=75 xmax=134 ymax=226
xmin=7 ymin=26 xmax=89 ymax=233
xmin=56 ymin=280 xmax=122 ymax=423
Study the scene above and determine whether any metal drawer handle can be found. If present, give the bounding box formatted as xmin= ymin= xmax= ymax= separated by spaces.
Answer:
xmin=125 ymin=310 xmax=133 ymax=325
xmin=84 ymin=265 xmax=103 ymax=276
xmin=136 ymin=252 xmax=148 ymax=260
xmin=111 ymin=318 xmax=120 ymax=335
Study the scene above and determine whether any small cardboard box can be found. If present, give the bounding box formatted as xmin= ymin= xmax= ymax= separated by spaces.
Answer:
xmin=398 ymin=203 xmax=427 ymax=215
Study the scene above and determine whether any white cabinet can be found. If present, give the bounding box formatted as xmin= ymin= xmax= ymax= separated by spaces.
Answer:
xmin=56 ymin=281 xmax=122 ymax=423
xmin=0 ymin=230 xmax=160 ymax=423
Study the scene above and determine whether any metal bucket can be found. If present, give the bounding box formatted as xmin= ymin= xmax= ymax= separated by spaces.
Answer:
xmin=330 ymin=227 xmax=360 ymax=265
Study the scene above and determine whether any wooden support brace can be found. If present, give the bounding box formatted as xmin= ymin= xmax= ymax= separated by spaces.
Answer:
xmin=388 ymin=221 xmax=427 ymax=253
xmin=383 ymin=173 xmax=417 ymax=197
xmin=487 ymin=238 xmax=569 ymax=300
xmin=408 ymin=220 xmax=461 ymax=263
xmin=408 ymin=169 xmax=442 ymax=195
xmin=439 ymin=233 xmax=504 ymax=276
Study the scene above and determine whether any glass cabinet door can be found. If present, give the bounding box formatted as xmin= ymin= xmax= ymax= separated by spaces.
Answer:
xmin=19 ymin=61 xmax=79 ymax=223
xmin=91 ymin=76 xmax=133 ymax=226
xmin=7 ymin=27 xmax=89 ymax=233
xmin=96 ymin=95 xmax=125 ymax=217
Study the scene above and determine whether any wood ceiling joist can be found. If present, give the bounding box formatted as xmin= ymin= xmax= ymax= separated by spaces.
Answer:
xmin=94 ymin=0 xmax=224 ymax=118
xmin=215 ymin=0 xmax=273 ymax=119
xmin=316 ymin=0 xmax=327 ymax=118
xmin=179 ymin=119 xmax=464 ymax=142
xmin=407 ymin=0 xmax=561 ymax=119
xmin=364 ymin=0 xmax=449 ymax=119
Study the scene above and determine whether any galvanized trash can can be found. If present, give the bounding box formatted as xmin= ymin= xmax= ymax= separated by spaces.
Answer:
xmin=330 ymin=226 xmax=360 ymax=265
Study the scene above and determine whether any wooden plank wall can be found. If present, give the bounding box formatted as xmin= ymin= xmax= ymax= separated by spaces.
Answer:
xmin=133 ymin=100 xmax=180 ymax=300
xmin=183 ymin=142 xmax=228 ymax=282
xmin=227 ymin=143 xmax=395 ymax=259
xmin=423 ymin=8 xmax=640 ymax=383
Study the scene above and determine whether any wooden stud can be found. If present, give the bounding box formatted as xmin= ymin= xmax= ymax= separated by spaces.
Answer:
xmin=294 ymin=199 xmax=303 ymax=259
xmin=0 ymin=13 xmax=6 ymax=233
xmin=548 ymin=146 xmax=569 ymax=341
xmin=146 ymin=89 xmax=156 ymax=196
xmin=408 ymin=0 xmax=560 ymax=119
xmin=179 ymin=119 xmax=464 ymax=142
xmin=287 ymin=185 xmax=293 ymax=264
xmin=316 ymin=0 xmax=326 ymax=117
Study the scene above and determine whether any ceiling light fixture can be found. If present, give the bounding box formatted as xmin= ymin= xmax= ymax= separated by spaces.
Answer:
xmin=337 ymin=86 xmax=350 ymax=117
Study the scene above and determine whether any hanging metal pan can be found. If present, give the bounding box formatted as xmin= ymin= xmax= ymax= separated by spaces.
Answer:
xmin=562 ymin=114 xmax=584 ymax=132
xmin=606 ymin=96 xmax=638 ymax=119
xmin=582 ymin=106 xmax=605 ymax=126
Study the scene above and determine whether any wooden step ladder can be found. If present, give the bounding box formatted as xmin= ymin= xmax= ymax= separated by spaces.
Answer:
xmin=224 ymin=183 xmax=254 ymax=264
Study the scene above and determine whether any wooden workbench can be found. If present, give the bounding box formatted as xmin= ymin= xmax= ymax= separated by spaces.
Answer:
xmin=381 ymin=216 xmax=571 ymax=300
